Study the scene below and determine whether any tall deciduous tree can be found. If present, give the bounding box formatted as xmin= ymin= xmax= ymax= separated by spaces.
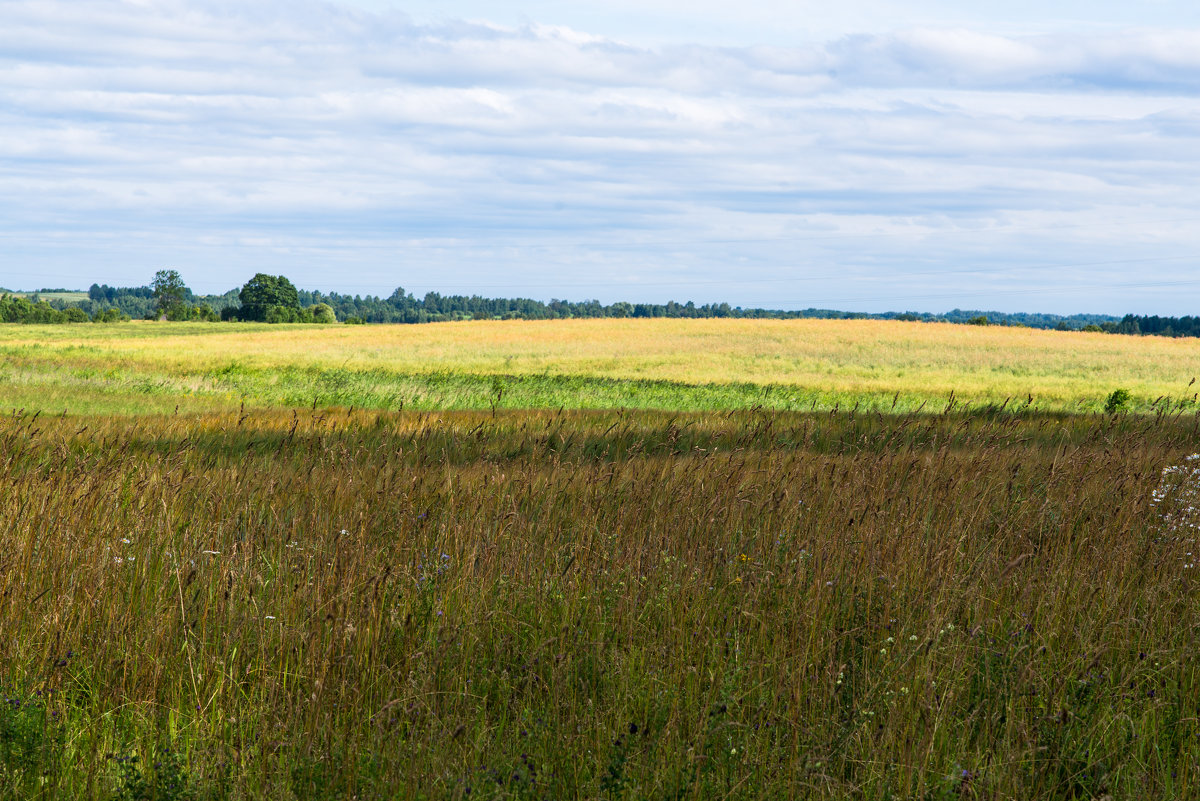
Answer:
xmin=238 ymin=274 xmax=300 ymax=322
xmin=151 ymin=269 xmax=187 ymax=316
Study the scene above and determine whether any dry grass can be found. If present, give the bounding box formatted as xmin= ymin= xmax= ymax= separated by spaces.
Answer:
xmin=0 ymin=318 xmax=1197 ymax=414
xmin=3 ymin=406 xmax=1200 ymax=798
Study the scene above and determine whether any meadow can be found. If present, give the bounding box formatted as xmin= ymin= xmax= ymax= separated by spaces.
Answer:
xmin=0 ymin=318 xmax=1197 ymax=416
xmin=3 ymin=319 xmax=1200 ymax=799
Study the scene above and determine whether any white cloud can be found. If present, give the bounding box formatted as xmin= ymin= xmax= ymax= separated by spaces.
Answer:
xmin=0 ymin=0 xmax=1198 ymax=313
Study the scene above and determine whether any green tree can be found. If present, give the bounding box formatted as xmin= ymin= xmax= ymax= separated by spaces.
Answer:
xmin=310 ymin=303 xmax=336 ymax=324
xmin=239 ymin=274 xmax=300 ymax=322
xmin=152 ymin=269 xmax=188 ymax=317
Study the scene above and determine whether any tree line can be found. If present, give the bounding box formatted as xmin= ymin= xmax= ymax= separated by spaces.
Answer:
xmin=1110 ymin=315 xmax=1200 ymax=338
xmin=4 ymin=271 xmax=1182 ymax=336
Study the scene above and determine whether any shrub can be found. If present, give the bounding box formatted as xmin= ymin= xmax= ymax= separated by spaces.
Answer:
xmin=311 ymin=303 xmax=336 ymax=324
xmin=265 ymin=305 xmax=300 ymax=324
xmin=94 ymin=308 xmax=130 ymax=323
xmin=1104 ymin=388 xmax=1132 ymax=414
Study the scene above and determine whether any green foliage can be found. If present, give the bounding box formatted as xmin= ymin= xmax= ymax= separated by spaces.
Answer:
xmin=151 ymin=270 xmax=188 ymax=316
xmin=10 ymin=278 xmax=1144 ymax=334
xmin=968 ymin=315 xmax=990 ymax=326
xmin=112 ymin=750 xmax=195 ymax=801
xmin=93 ymin=307 xmax=131 ymax=323
xmin=263 ymin=304 xmax=300 ymax=324
xmin=0 ymin=294 xmax=36 ymax=322
xmin=0 ymin=686 xmax=65 ymax=798
xmin=310 ymin=303 xmax=336 ymax=324
xmin=0 ymin=296 xmax=70 ymax=324
xmin=1104 ymin=388 xmax=1132 ymax=414
xmin=238 ymin=274 xmax=300 ymax=322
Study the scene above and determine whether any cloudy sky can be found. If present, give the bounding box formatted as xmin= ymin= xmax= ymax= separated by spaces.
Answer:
xmin=2 ymin=0 xmax=1199 ymax=313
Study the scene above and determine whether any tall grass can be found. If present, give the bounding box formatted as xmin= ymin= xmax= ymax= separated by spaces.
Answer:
xmin=4 ymin=406 xmax=1200 ymax=798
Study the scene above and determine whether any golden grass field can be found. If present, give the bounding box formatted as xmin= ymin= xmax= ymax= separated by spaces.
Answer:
xmin=0 ymin=317 xmax=1197 ymax=415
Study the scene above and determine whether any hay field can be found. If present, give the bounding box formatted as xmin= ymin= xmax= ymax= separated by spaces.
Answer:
xmin=0 ymin=318 xmax=1196 ymax=415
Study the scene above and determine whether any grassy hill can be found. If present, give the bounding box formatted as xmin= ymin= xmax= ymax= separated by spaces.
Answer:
xmin=0 ymin=289 xmax=90 ymax=303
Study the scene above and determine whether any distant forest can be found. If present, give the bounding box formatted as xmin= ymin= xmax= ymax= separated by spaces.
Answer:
xmin=0 ymin=275 xmax=1189 ymax=339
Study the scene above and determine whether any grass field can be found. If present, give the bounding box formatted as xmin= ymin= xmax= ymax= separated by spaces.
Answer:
xmin=5 ymin=290 xmax=91 ymax=303
xmin=1 ymin=318 xmax=1198 ymax=416
xmin=4 ymin=407 xmax=1200 ymax=799
xmin=5 ymin=318 xmax=1200 ymax=799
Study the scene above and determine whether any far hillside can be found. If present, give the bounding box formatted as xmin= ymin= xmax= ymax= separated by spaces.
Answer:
xmin=0 ymin=289 xmax=90 ymax=303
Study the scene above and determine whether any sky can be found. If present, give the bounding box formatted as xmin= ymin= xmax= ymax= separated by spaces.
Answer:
xmin=1 ymin=0 xmax=1199 ymax=314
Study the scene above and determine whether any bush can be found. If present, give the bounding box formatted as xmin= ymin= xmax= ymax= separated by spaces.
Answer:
xmin=265 ymin=305 xmax=300 ymax=324
xmin=1104 ymin=388 xmax=1132 ymax=414
xmin=164 ymin=304 xmax=194 ymax=322
xmin=94 ymin=307 xmax=130 ymax=323
xmin=311 ymin=303 xmax=336 ymax=324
